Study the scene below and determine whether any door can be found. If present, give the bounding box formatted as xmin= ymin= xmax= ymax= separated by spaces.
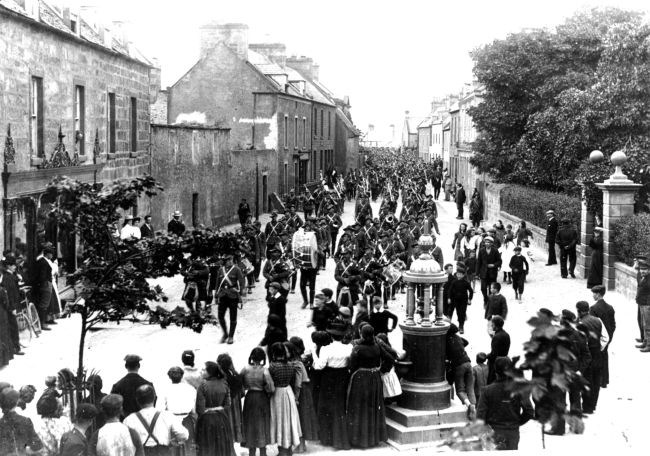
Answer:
xmin=262 ymin=175 xmax=268 ymax=212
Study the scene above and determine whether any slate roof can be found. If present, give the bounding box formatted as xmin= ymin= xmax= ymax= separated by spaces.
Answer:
xmin=0 ymin=0 xmax=153 ymax=66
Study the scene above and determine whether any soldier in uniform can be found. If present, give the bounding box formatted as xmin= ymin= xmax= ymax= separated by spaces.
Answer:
xmin=212 ymin=254 xmax=246 ymax=344
xmin=334 ymin=250 xmax=361 ymax=308
xmin=326 ymin=207 xmax=343 ymax=257
xmin=264 ymin=211 xmax=284 ymax=258
xmin=285 ymin=205 xmax=304 ymax=234
xmin=252 ymin=221 xmax=266 ymax=282
xmin=263 ymin=249 xmax=291 ymax=297
xmin=182 ymin=258 xmax=210 ymax=312
xmin=302 ymin=192 xmax=315 ymax=219
xmin=359 ymin=248 xmax=383 ymax=305
xmin=285 ymin=189 xmax=298 ymax=212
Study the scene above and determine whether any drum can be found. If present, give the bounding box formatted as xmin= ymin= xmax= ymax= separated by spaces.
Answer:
xmin=383 ymin=264 xmax=402 ymax=285
xmin=292 ymin=230 xmax=319 ymax=269
xmin=240 ymin=258 xmax=254 ymax=275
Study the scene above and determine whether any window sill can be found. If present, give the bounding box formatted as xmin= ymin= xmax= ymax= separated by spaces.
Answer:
xmin=130 ymin=151 xmax=143 ymax=158
xmin=77 ymin=154 xmax=88 ymax=163
xmin=30 ymin=157 xmax=44 ymax=167
xmin=107 ymin=153 xmax=116 ymax=159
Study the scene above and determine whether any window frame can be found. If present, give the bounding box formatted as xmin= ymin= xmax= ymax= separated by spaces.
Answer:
xmin=74 ymin=85 xmax=85 ymax=155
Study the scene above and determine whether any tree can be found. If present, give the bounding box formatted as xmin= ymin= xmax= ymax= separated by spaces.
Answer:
xmin=46 ymin=175 xmax=240 ymax=405
xmin=470 ymin=8 xmax=650 ymax=210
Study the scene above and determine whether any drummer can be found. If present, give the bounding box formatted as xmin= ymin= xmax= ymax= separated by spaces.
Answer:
xmin=299 ymin=218 xmax=320 ymax=309
xmin=334 ymin=250 xmax=361 ymax=309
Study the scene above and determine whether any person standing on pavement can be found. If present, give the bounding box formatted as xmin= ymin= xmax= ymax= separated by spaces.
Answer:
xmin=447 ymin=266 xmax=473 ymax=334
xmin=159 ymin=366 xmax=197 ymax=454
xmin=545 ymin=210 xmax=559 ymax=266
xmin=590 ymin=285 xmax=615 ymax=387
xmin=214 ymin=254 xmax=246 ymax=344
xmin=556 ymin=219 xmax=578 ymax=279
xmin=559 ymin=310 xmax=591 ymax=418
xmin=111 ymin=354 xmax=155 ymax=418
xmin=167 ymin=211 xmax=186 ymax=237
xmin=477 ymin=357 xmax=534 ymax=451
xmin=34 ymin=243 xmax=57 ymax=331
xmin=486 ymin=316 xmax=510 ymax=384
xmin=509 ymin=246 xmax=529 ymax=301
xmin=576 ymin=301 xmax=608 ymax=414
xmin=59 ymin=403 xmax=98 ymax=456
xmin=195 ymin=362 xmax=236 ymax=456
xmin=455 ymin=183 xmax=466 ymax=220
xmin=634 ymin=258 xmax=650 ymax=351
xmin=238 ymin=199 xmax=251 ymax=228
xmin=476 ymin=236 xmax=502 ymax=306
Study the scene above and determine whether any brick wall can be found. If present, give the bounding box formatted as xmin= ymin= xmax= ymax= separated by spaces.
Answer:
xmin=150 ymin=125 xmax=278 ymax=230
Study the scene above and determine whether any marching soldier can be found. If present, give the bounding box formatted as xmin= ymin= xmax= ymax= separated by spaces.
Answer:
xmin=264 ymin=210 xmax=284 ymax=258
xmin=212 ymin=254 xmax=246 ymax=344
xmin=262 ymin=249 xmax=291 ymax=297
xmin=326 ymin=207 xmax=343 ymax=256
xmin=284 ymin=205 xmax=304 ymax=234
xmin=334 ymin=250 xmax=361 ymax=308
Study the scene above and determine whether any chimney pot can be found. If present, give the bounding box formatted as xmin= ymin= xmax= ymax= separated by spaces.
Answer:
xmin=200 ymin=22 xmax=249 ymax=60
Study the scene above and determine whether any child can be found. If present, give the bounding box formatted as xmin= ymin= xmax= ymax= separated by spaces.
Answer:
xmin=369 ymin=297 xmax=398 ymax=335
xmin=259 ymin=314 xmax=288 ymax=347
xmin=376 ymin=333 xmax=402 ymax=403
xmin=353 ymin=300 xmax=370 ymax=339
xmin=217 ymin=353 xmax=244 ymax=443
xmin=504 ymin=224 xmax=515 ymax=241
xmin=443 ymin=263 xmax=455 ymax=317
xmin=494 ymin=220 xmax=506 ymax=245
xmin=287 ymin=337 xmax=318 ymax=451
xmin=485 ymin=283 xmax=508 ymax=337
xmin=499 ymin=234 xmax=516 ymax=284
xmin=472 ymin=352 xmax=489 ymax=404
xmin=447 ymin=267 xmax=474 ymax=333
xmin=464 ymin=251 xmax=478 ymax=291
xmin=509 ymin=246 xmax=529 ymax=300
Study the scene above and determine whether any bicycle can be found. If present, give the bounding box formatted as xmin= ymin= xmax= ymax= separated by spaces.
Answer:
xmin=15 ymin=285 xmax=41 ymax=340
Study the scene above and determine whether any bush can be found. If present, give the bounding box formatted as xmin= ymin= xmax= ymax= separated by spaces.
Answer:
xmin=613 ymin=214 xmax=650 ymax=266
xmin=500 ymin=185 xmax=582 ymax=233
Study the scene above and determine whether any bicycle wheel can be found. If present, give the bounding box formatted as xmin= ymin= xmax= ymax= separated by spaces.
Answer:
xmin=28 ymin=302 xmax=42 ymax=335
xmin=16 ymin=313 xmax=32 ymax=341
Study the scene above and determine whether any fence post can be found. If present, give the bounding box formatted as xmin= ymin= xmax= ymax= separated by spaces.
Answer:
xmin=595 ymin=152 xmax=641 ymax=290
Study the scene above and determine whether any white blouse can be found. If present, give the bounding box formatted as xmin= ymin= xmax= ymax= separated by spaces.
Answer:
xmin=312 ymin=341 xmax=352 ymax=369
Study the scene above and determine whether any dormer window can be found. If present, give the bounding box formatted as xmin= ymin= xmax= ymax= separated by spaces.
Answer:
xmin=70 ymin=19 xmax=77 ymax=33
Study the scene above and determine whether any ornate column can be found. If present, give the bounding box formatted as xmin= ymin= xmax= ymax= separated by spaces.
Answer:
xmin=405 ymin=283 xmax=416 ymax=326
xmin=595 ymin=151 xmax=641 ymax=289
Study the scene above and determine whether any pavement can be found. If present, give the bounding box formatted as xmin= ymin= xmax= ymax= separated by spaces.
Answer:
xmin=1 ymin=195 xmax=647 ymax=454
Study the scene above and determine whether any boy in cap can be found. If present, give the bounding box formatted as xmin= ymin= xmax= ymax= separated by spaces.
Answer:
xmin=90 ymin=395 xmax=143 ymax=455
xmin=509 ymin=246 xmax=529 ymax=300
xmin=59 ymin=403 xmax=98 ymax=456
xmin=447 ymin=265 xmax=474 ymax=334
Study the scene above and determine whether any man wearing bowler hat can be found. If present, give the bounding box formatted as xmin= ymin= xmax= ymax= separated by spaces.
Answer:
xmin=545 ymin=210 xmax=559 ymax=266
xmin=167 ymin=211 xmax=185 ymax=236
xmin=111 ymin=354 xmax=155 ymax=418
xmin=556 ymin=219 xmax=578 ymax=279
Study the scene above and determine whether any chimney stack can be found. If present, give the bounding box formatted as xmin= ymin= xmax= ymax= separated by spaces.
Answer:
xmin=112 ymin=21 xmax=130 ymax=47
xmin=286 ymin=56 xmax=319 ymax=81
xmin=249 ymin=43 xmax=286 ymax=67
xmin=200 ymin=22 xmax=249 ymax=60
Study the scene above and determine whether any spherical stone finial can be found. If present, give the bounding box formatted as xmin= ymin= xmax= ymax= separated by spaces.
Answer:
xmin=610 ymin=150 xmax=627 ymax=167
xmin=589 ymin=150 xmax=604 ymax=164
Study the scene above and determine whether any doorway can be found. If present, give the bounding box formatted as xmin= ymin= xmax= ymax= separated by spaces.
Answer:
xmin=262 ymin=175 xmax=268 ymax=212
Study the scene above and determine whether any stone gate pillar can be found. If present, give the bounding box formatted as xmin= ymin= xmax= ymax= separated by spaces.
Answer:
xmin=577 ymin=188 xmax=595 ymax=279
xmin=595 ymin=151 xmax=641 ymax=289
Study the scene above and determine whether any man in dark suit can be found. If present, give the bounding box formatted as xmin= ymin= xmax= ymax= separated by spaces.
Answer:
xmin=455 ymin=183 xmax=466 ymax=219
xmin=167 ymin=211 xmax=185 ymax=236
xmin=545 ymin=210 xmax=559 ymax=266
xmin=139 ymin=215 xmax=154 ymax=238
xmin=556 ymin=219 xmax=578 ymax=278
xmin=590 ymin=285 xmax=615 ymax=387
xmin=576 ymin=301 xmax=607 ymax=414
xmin=110 ymin=354 xmax=154 ymax=418
xmin=486 ymin=316 xmax=510 ymax=384
xmin=476 ymin=236 xmax=502 ymax=305
xmin=34 ymin=243 xmax=56 ymax=330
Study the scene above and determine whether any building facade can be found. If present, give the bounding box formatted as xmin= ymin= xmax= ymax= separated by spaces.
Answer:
xmin=0 ymin=0 xmax=153 ymax=290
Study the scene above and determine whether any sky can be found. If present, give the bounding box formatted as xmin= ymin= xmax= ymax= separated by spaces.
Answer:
xmin=64 ymin=0 xmax=650 ymax=137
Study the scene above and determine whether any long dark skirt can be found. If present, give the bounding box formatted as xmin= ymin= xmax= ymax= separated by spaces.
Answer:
xmin=587 ymin=248 xmax=603 ymax=288
xmin=297 ymin=381 xmax=319 ymax=440
xmin=228 ymin=392 xmax=243 ymax=442
xmin=347 ymin=368 xmax=387 ymax=448
xmin=196 ymin=410 xmax=235 ymax=456
xmin=317 ymin=367 xmax=350 ymax=449
xmin=309 ymin=368 xmax=322 ymax=412
xmin=242 ymin=390 xmax=271 ymax=449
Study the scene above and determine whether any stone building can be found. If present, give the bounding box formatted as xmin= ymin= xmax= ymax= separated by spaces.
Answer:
xmin=165 ymin=23 xmax=359 ymax=206
xmin=401 ymin=111 xmax=420 ymax=149
xmin=0 ymin=0 xmax=155 ymax=290
xmin=417 ymin=117 xmax=432 ymax=162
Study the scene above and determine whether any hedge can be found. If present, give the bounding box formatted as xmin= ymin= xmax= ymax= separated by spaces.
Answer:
xmin=500 ymin=185 xmax=582 ymax=233
xmin=613 ymin=214 xmax=650 ymax=266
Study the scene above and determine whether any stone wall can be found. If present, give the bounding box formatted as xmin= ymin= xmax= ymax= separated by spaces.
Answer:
xmin=150 ymin=124 xmax=278 ymax=229
xmin=614 ymin=261 xmax=637 ymax=301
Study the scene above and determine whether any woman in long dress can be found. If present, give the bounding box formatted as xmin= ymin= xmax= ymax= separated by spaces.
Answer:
xmin=452 ymin=223 xmax=467 ymax=261
xmin=587 ymin=227 xmax=604 ymax=288
xmin=217 ymin=353 xmax=243 ymax=443
xmin=195 ymin=361 xmax=236 ymax=456
xmin=287 ymin=337 xmax=318 ymax=452
xmin=346 ymin=324 xmax=387 ymax=448
xmin=499 ymin=235 xmax=516 ymax=284
xmin=241 ymin=347 xmax=274 ymax=456
xmin=268 ymin=342 xmax=302 ymax=456
xmin=312 ymin=323 xmax=351 ymax=450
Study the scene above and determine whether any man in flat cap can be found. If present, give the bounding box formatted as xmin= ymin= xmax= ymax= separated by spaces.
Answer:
xmin=545 ymin=210 xmax=559 ymax=266
xmin=59 ymin=403 xmax=98 ymax=456
xmin=476 ymin=236 xmax=502 ymax=306
xmin=110 ymin=354 xmax=155 ymax=418
xmin=635 ymin=258 xmax=650 ymax=352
